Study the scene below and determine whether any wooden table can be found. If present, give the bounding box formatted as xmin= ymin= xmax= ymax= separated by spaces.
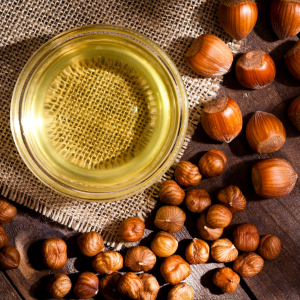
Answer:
xmin=1 ymin=1 xmax=300 ymax=299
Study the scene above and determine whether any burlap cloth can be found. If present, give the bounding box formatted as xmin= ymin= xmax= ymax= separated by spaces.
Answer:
xmin=0 ymin=0 xmax=240 ymax=248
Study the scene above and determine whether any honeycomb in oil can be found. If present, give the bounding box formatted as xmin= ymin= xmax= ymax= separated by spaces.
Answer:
xmin=44 ymin=56 xmax=157 ymax=170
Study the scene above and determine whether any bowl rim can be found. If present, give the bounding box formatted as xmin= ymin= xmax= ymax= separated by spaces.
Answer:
xmin=10 ymin=24 xmax=189 ymax=202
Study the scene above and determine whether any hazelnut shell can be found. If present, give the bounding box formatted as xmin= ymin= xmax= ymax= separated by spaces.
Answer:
xmin=288 ymin=95 xmax=300 ymax=131
xmin=285 ymin=40 xmax=300 ymax=81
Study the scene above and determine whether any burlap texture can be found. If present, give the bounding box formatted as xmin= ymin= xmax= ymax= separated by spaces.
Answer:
xmin=0 ymin=0 xmax=240 ymax=248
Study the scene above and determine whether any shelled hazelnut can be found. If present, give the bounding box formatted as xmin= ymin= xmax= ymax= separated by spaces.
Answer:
xmin=167 ymin=282 xmax=194 ymax=300
xmin=233 ymin=252 xmax=264 ymax=278
xmin=211 ymin=238 xmax=238 ymax=263
xmin=92 ymin=250 xmax=123 ymax=274
xmin=0 ymin=245 xmax=20 ymax=270
xmin=174 ymin=161 xmax=202 ymax=187
xmin=41 ymin=238 xmax=67 ymax=269
xmin=118 ymin=217 xmax=145 ymax=242
xmin=77 ymin=231 xmax=104 ymax=257
xmin=73 ymin=272 xmax=99 ymax=299
xmin=139 ymin=273 xmax=160 ymax=300
xmin=117 ymin=272 xmax=142 ymax=300
xmin=0 ymin=198 xmax=17 ymax=224
xmin=258 ymin=234 xmax=281 ymax=260
xmin=124 ymin=246 xmax=156 ymax=272
xmin=99 ymin=273 xmax=124 ymax=300
xmin=233 ymin=223 xmax=260 ymax=252
xmin=0 ymin=224 xmax=9 ymax=249
xmin=151 ymin=231 xmax=178 ymax=257
xmin=206 ymin=204 xmax=232 ymax=229
xmin=47 ymin=274 xmax=72 ymax=299
xmin=159 ymin=180 xmax=185 ymax=205
xmin=185 ymin=238 xmax=210 ymax=264
xmin=288 ymin=96 xmax=300 ymax=131
xmin=213 ymin=267 xmax=240 ymax=294
xmin=185 ymin=189 xmax=211 ymax=213
xmin=198 ymin=149 xmax=227 ymax=177
xmin=196 ymin=212 xmax=223 ymax=241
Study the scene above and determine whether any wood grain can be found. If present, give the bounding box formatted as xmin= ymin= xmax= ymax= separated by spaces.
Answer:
xmin=0 ymin=272 xmax=22 ymax=300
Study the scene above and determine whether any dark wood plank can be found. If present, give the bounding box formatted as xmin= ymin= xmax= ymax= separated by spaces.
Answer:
xmin=0 ymin=272 xmax=22 ymax=300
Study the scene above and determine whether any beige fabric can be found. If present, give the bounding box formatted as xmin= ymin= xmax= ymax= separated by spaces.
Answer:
xmin=0 ymin=0 xmax=240 ymax=248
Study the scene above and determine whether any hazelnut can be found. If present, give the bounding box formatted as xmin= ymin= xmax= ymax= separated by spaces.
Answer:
xmin=196 ymin=212 xmax=223 ymax=241
xmin=118 ymin=217 xmax=145 ymax=242
xmin=233 ymin=223 xmax=260 ymax=252
xmin=77 ymin=231 xmax=104 ymax=257
xmin=213 ymin=267 xmax=240 ymax=294
xmin=167 ymin=283 xmax=194 ymax=300
xmin=99 ymin=272 xmax=124 ymax=300
xmin=258 ymin=234 xmax=281 ymax=260
xmin=47 ymin=274 xmax=72 ymax=299
xmin=198 ymin=149 xmax=227 ymax=177
xmin=73 ymin=272 xmax=99 ymax=299
xmin=0 ymin=198 xmax=17 ymax=224
xmin=206 ymin=204 xmax=232 ymax=229
xmin=150 ymin=231 xmax=178 ymax=257
xmin=160 ymin=255 xmax=191 ymax=285
xmin=0 ymin=245 xmax=20 ymax=270
xmin=233 ymin=252 xmax=264 ymax=278
xmin=124 ymin=246 xmax=156 ymax=272
xmin=288 ymin=95 xmax=300 ymax=131
xmin=92 ymin=250 xmax=123 ymax=274
xmin=285 ymin=40 xmax=300 ymax=81
xmin=139 ymin=273 xmax=160 ymax=300
xmin=117 ymin=272 xmax=142 ymax=300
xmin=0 ymin=224 xmax=9 ymax=249
xmin=41 ymin=238 xmax=67 ymax=269
xmin=217 ymin=185 xmax=247 ymax=214
xmin=185 ymin=189 xmax=211 ymax=213
xmin=154 ymin=206 xmax=186 ymax=233
xmin=159 ymin=180 xmax=185 ymax=205
xmin=174 ymin=161 xmax=202 ymax=187
xmin=211 ymin=238 xmax=238 ymax=263
xmin=185 ymin=238 xmax=210 ymax=264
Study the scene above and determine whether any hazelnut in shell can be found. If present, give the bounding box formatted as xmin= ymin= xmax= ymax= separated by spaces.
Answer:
xmin=211 ymin=238 xmax=238 ymax=263
xmin=185 ymin=189 xmax=211 ymax=213
xmin=198 ymin=149 xmax=227 ymax=178
xmin=154 ymin=206 xmax=186 ymax=233
xmin=233 ymin=223 xmax=260 ymax=252
xmin=124 ymin=246 xmax=156 ymax=272
xmin=77 ymin=231 xmax=104 ymax=257
xmin=0 ymin=224 xmax=9 ymax=249
xmin=41 ymin=238 xmax=67 ymax=269
xmin=174 ymin=161 xmax=202 ymax=187
xmin=258 ymin=234 xmax=281 ymax=260
xmin=151 ymin=231 xmax=178 ymax=257
xmin=159 ymin=180 xmax=185 ymax=205
xmin=206 ymin=204 xmax=232 ymax=229
xmin=285 ymin=40 xmax=300 ymax=81
xmin=213 ymin=267 xmax=240 ymax=294
xmin=0 ymin=198 xmax=17 ymax=224
xmin=139 ymin=273 xmax=160 ymax=300
xmin=0 ymin=245 xmax=20 ymax=270
xmin=99 ymin=272 xmax=124 ymax=300
xmin=118 ymin=217 xmax=145 ymax=242
xmin=160 ymin=255 xmax=191 ymax=285
xmin=47 ymin=274 xmax=72 ymax=299
xmin=117 ymin=272 xmax=142 ymax=300
xmin=233 ymin=252 xmax=264 ymax=278
xmin=92 ymin=250 xmax=123 ymax=274
xmin=196 ymin=212 xmax=223 ymax=241
xmin=201 ymin=97 xmax=243 ymax=143
xmin=288 ymin=95 xmax=300 ymax=131
xmin=167 ymin=282 xmax=194 ymax=300
xmin=217 ymin=185 xmax=246 ymax=214
xmin=73 ymin=272 xmax=99 ymax=299
xmin=185 ymin=238 xmax=210 ymax=264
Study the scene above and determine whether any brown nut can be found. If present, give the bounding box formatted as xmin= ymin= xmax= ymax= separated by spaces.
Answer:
xmin=0 ymin=198 xmax=17 ymax=224
xmin=198 ymin=149 xmax=227 ymax=177
xmin=211 ymin=238 xmax=238 ymax=263
xmin=185 ymin=189 xmax=211 ymax=213
xmin=117 ymin=272 xmax=142 ymax=300
xmin=92 ymin=250 xmax=123 ymax=274
xmin=99 ymin=272 xmax=124 ymax=300
xmin=124 ymin=246 xmax=156 ymax=272
xmin=185 ymin=238 xmax=210 ymax=264
xmin=139 ymin=273 xmax=160 ymax=300
xmin=285 ymin=41 xmax=300 ymax=81
xmin=196 ymin=212 xmax=223 ymax=241
xmin=0 ymin=224 xmax=9 ymax=249
xmin=167 ymin=282 xmax=194 ymax=300
xmin=160 ymin=255 xmax=191 ymax=285
xmin=41 ymin=238 xmax=67 ymax=269
xmin=213 ymin=267 xmax=240 ymax=294
xmin=174 ymin=161 xmax=202 ymax=187
xmin=288 ymin=95 xmax=300 ymax=131
xmin=159 ymin=180 xmax=185 ymax=205
xmin=0 ymin=245 xmax=20 ymax=270
xmin=258 ymin=234 xmax=281 ymax=260
xmin=73 ymin=272 xmax=99 ymax=299
xmin=206 ymin=204 xmax=232 ymax=229
xmin=151 ymin=231 xmax=178 ymax=257
xmin=217 ymin=185 xmax=247 ymax=214
xmin=77 ymin=231 xmax=104 ymax=257
xmin=233 ymin=223 xmax=260 ymax=252
xmin=233 ymin=252 xmax=264 ymax=278
xmin=118 ymin=217 xmax=145 ymax=242
xmin=154 ymin=206 xmax=186 ymax=233
xmin=47 ymin=274 xmax=72 ymax=299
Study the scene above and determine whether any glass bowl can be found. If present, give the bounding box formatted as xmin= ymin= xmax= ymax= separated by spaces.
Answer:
xmin=11 ymin=24 xmax=188 ymax=202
